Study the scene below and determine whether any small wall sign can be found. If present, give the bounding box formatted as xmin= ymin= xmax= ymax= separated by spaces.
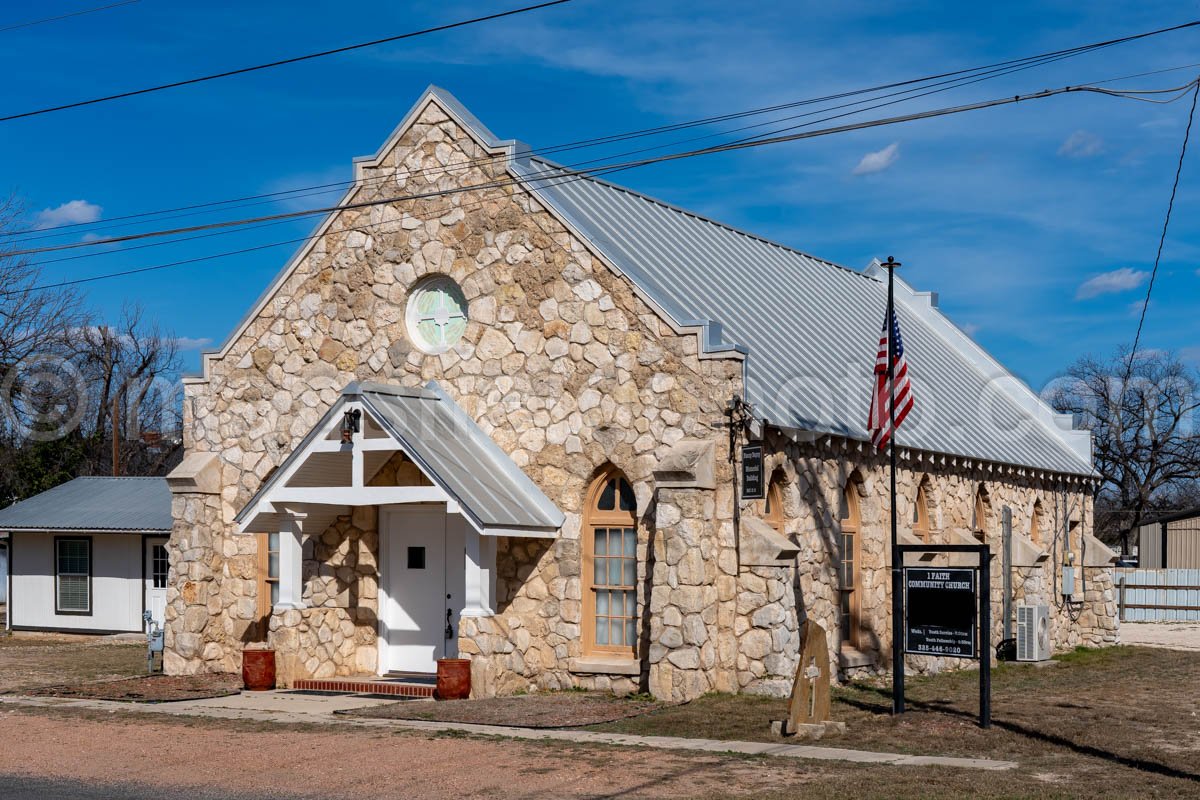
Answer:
xmin=903 ymin=567 xmax=977 ymax=658
xmin=741 ymin=444 xmax=764 ymax=500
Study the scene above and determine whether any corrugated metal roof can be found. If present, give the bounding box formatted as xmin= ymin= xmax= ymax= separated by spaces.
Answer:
xmin=0 ymin=477 xmax=172 ymax=532
xmin=360 ymin=382 xmax=564 ymax=532
xmin=512 ymin=156 xmax=1094 ymax=476
xmin=235 ymin=381 xmax=564 ymax=535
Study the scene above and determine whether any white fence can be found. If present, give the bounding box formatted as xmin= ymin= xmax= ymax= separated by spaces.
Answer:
xmin=1115 ymin=568 xmax=1200 ymax=622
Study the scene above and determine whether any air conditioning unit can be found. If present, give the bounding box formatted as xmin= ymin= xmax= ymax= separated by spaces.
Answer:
xmin=1016 ymin=605 xmax=1051 ymax=662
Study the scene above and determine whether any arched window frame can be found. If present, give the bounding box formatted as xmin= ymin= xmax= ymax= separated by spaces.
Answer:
xmin=1030 ymin=500 xmax=1044 ymax=547
xmin=762 ymin=471 xmax=785 ymax=532
xmin=582 ymin=468 xmax=639 ymax=658
xmin=973 ymin=486 xmax=990 ymax=543
xmin=913 ymin=482 xmax=932 ymax=543
xmin=839 ymin=481 xmax=863 ymax=650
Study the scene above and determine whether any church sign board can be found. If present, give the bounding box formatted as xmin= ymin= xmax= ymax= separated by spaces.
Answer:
xmin=903 ymin=567 xmax=977 ymax=658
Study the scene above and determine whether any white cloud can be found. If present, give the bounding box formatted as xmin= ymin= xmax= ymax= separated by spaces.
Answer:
xmin=174 ymin=336 xmax=213 ymax=351
xmin=1075 ymin=268 xmax=1148 ymax=300
xmin=34 ymin=199 xmax=102 ymax=229
xmin=851 ymin=142 xmax=900 ymax=176
xmin=960 ymin=323 xmax=981 ymax=338
xmin=1058 ymin=130 xmax=1104 ymax=159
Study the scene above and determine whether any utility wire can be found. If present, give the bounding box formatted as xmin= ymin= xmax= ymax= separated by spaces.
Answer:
xmin=7 ymin=18 xmax=1200 ymax=241
xmin=1128 ymin=77 xmax=1199 ymax=367
xmin=25 ymin=47 xmax=1111 ymax=264
xmin=8 ymin=79 xmax=1194 ymax=262
xmin=0 ymin=1 xmax=138 ymax=34
xmin=7 ymin=80 xmax=1188 ymax=295
xmin=0 ymin=0 xmax=574 ymax=123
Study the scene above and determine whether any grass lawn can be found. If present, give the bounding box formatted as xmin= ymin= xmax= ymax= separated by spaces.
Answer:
xmin=0 ymin=633 xmax=145 ymax=694
xmin=587 ymin=645 xmax=1200 ymax=797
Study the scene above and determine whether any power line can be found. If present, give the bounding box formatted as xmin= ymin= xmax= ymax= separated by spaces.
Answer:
xmin=0 ymin=0 xmax=574 ymax=124
xmin=8 ymin=80 xmax=1189 ymax=295
xmin=8 ymin=78 xmax=1193 ymax=263
xmin=0 ymin=1 xmax=138 ymax=34
xmin=1128 ymin=78 xmax=1199 ymax=366
xmin=7 ymin=17 xmax=1200 ymax=241
xmin=24 ymin=49 xmax=1115 ymax=264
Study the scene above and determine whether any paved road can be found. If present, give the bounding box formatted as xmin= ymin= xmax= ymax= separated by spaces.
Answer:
xmin=1121 ymin=621 xmax=1200 ymax=651
xmin=0 ymin=775 xmax=294 ymax=800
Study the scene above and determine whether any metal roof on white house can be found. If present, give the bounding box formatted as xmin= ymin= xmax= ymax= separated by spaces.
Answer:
xmin=0 ymin=477 xmax=172 ymax=533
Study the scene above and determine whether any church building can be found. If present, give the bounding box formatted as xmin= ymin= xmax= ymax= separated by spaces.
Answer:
xmin=164 ymin=86 xmax=1118 ymax=701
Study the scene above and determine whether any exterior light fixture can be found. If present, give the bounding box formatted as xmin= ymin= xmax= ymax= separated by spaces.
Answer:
xmin=341 ymin=409 xmax=362 ymax=443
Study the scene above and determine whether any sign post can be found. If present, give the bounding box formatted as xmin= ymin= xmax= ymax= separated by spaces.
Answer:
xmin=898 ymin=544 xmax=991 ymax=728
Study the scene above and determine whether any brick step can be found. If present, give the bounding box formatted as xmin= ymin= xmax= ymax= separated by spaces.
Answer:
xmin=293 ymin=677 xmax=435 ymax=698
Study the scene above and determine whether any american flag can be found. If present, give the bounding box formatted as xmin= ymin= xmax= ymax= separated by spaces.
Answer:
xmin=867 ymin=308 xmax=914 ymax=451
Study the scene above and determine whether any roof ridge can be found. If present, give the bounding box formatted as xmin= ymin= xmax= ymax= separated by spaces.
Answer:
xmin=525 ymin=157 xmax=876 ymax=282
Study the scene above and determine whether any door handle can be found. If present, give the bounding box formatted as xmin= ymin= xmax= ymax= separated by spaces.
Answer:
xmin=445 ymin=607 xmax=454 ymax=640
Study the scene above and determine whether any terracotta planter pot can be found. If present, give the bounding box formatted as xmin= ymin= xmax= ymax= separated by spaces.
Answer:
xmin=242 ymin=649 xmax=276 ymax=691
xmin=436 ymin=658 xmax=471 ymax=700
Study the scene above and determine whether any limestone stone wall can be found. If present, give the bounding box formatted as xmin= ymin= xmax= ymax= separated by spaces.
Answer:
xmin=163 ymin=492 xmax=260 ymax=675
xmin=167 ymin=94 xmax=743 ymax=686
xmin=165 ymin=90 xmax=1112 ymax=699
xmin=747 ymin=431 xmax=1114 ymax=684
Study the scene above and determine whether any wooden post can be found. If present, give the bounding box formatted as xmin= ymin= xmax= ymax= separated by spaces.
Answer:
xmin=111 ymin=396 xmax=119 ymax=477
xmin=1118 ymin=575 xmax=1127 ymax=622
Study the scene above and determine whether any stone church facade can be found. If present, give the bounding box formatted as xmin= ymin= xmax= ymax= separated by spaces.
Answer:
xmin=163 ymin=87 xmax=1118 ymax=701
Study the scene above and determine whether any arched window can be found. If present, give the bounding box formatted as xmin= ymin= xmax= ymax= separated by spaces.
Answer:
xmin=1030 ymin=501 xmax=1044 ymax=547
xmin=583 ymin=468 xmax=638 ymax=656
xmin=839 ymin=482 xmax=863 ymax=650
xmin=972 ymin=486 xmax=990 ymax=543
xmin=913 ymin=482 xmax=931 ymax=543
xmin=763 ymin=471 xmax=785 ymax=532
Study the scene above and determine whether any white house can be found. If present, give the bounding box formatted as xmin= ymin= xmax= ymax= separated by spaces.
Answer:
xmin=0 ymin=477 xmax=172 ymax=634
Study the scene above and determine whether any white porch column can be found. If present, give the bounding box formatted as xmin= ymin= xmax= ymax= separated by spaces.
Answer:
xmin=275 ymin=511 xmax=307 ymax=611
xmin=462 ymin=527 xmax=496 ymax=618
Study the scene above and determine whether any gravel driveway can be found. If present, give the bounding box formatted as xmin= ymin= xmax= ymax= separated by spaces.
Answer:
xmin=1120 ymin=622 xmax=1200 ymax=651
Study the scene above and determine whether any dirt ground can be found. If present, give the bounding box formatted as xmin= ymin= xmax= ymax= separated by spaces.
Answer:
xmin=345 ymin=690 xmax=665 ymax=728
xmin=0 ymin=633 xmax=144 ymax=693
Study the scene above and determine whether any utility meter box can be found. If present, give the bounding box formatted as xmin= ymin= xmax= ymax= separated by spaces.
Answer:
xmin=1061 ymin=566 xmax=1077 ymax=601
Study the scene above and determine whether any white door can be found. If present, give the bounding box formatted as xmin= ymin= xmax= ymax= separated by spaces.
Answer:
xmin=144 ymin=538 xmax=169 ymax=630
xmin=379 ymin=507 xmax=465 ymax=674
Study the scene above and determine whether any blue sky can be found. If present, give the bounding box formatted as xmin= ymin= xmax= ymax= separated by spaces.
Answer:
xmin=2 ymin=0 xmax=1199 ymax=391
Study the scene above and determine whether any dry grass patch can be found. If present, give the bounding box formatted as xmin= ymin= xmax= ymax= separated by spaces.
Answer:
xmin=343 ymin=690 xmax=666 ymax=728
xmin=590 ymin=646 xmax=1200 ymax=797
xmin=23 ymin=672 xmax=241 ymax=703
xmin=0 ymin=633 xmax=144 ymax=693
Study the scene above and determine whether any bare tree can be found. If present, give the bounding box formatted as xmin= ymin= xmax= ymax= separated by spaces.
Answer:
xmin=72 ymin=304 xmax=182 ymax=477
xmin=1051 ymin=348 xmax=1200 ymax=553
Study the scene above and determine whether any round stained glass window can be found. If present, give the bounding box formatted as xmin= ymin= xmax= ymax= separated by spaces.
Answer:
xmin=406 ymin=275 xmax=468 ymax=354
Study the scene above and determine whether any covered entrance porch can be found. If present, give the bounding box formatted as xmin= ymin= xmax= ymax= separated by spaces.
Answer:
xmin=236 ymin=381 xmax=563 ymax=688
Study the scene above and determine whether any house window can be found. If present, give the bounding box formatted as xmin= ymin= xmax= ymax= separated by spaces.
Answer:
xmin=973 ymin=487 xmax=990 ymax=543
xmin=839 ymin=483 xmax=862 ymax=650
xmin=763 ymin=472 xmax=785 ymax=532
xmin=151 ymin=543 xmax=169 ymax=589
xmin=406 ymin=275 xmax=468 ymax=354
xmin=257 ymin=532 xmax=280 ymax=616
xmin=583 ymin=469 xmax=638 ymax=656
xmin=913 ymin=483 xmax=931 ymax=543
xmin=55 ymin=537 xmax=90 ymax=614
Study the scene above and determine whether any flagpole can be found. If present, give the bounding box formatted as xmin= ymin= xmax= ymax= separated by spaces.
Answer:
xmin=884 ymin=255 xmax=905 ymax=716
